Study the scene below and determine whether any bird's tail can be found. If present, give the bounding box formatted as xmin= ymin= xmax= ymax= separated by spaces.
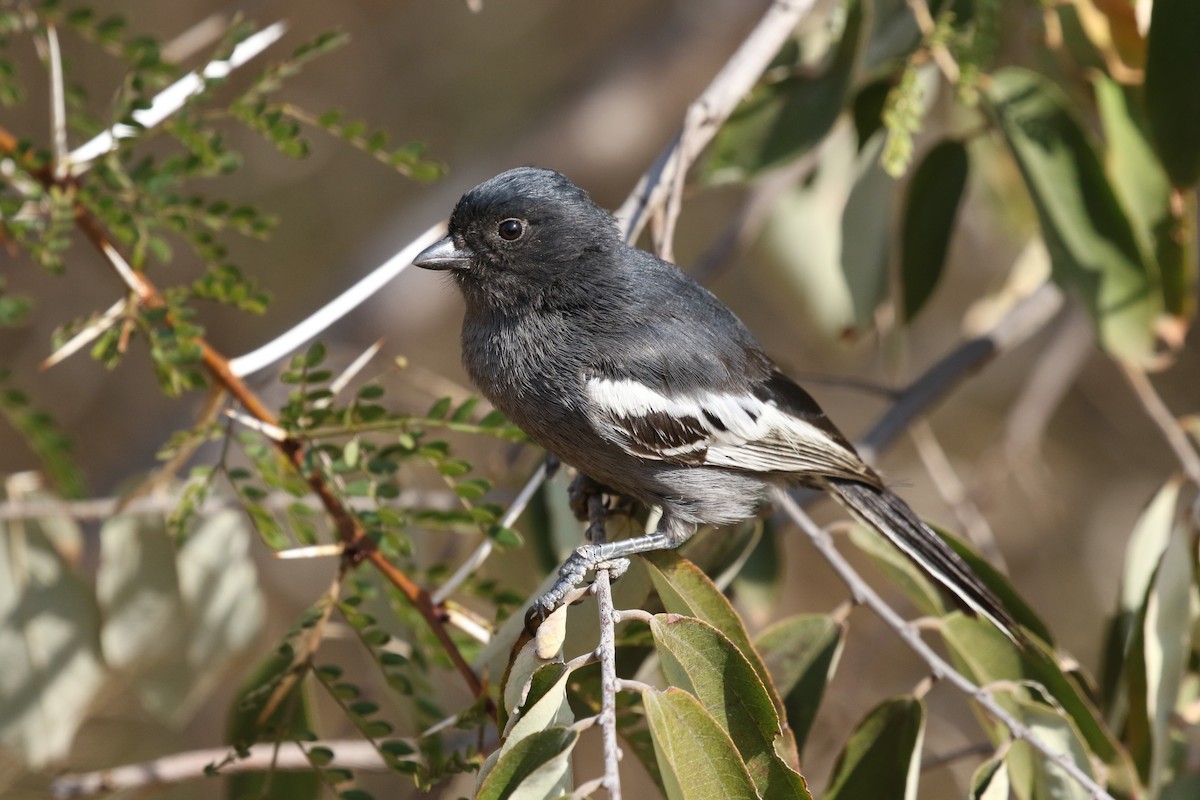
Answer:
xmin=825 ymin=478 xmax=1018 ymax=641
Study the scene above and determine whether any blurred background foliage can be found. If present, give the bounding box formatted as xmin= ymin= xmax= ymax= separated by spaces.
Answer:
xmin=0 ymin=0 xmax=1198 ymax=798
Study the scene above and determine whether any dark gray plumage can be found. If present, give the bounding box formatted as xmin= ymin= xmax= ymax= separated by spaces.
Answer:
xmin=414 ymin=166 xmax=1016 ymax=638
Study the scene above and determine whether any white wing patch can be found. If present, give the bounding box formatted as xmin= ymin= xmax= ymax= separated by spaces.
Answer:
xmin=585 ymin=376 xmax=869 ymax=479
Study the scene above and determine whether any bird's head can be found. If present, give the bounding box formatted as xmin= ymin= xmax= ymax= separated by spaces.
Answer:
xmin=414 ymin=167 xmax=620 ymax=308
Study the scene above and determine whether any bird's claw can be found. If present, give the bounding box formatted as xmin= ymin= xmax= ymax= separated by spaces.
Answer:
xmin=523 ymin=547 xmax=630 ymax=634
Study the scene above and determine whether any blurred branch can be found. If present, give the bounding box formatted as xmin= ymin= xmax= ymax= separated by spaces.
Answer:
xmin=615 ymin=0 xmax=819 ymax=245
xmin=772 ymin=490 xmax=1114 ymax=800
xmin=857 ymin=282 xmax=1063 ymax=463
xmin=49 ymin=740 xmax=391 ymax=797
xmin=67 ymin=22 xmax=289 ymax=171
xmin=1120 ymin=362 xmax=1200 ymax=485
xmin=0 ymin=487 xmax=462 ymax=522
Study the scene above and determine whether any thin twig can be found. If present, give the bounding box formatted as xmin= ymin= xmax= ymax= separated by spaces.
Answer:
xmin=772 ymin=490 xmax=1114 ymax=800
xmin=45 ymin=23 xmax=69 ymax=180
xmin=431 ymin=457 xmax=553 ymax=605
xmin=857 ymin=283 xmax=1063 ymax=464
xmin=228 ymin=221 xmax=446 ymax=377
xmin=904 ymin=0 xmax=960 ymax=84
xmin=49 ymin=740 xmax=391 ymax=797
xmin=1119 ymin=362 xmax=1200 ymax=486
xmin=68 ymin=22 xmax=289 ymax=170
xmin=614 ymin=0 xmax=817 ymax=243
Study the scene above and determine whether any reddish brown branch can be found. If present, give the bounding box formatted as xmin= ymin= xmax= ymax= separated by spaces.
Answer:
xmin=1 ymin=125 xmax=488 ymax=706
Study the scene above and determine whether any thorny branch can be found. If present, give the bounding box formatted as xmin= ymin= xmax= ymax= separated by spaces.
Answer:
xmin=0 ymin=125 xmax=489 ymax=708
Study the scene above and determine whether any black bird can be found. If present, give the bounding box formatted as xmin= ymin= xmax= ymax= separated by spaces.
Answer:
xmin=414 ymin=166 xmax=1015 ymax=637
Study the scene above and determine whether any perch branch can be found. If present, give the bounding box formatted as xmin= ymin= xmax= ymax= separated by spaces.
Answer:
xmin=1119 ymin=362 xmax=1200 ymax=486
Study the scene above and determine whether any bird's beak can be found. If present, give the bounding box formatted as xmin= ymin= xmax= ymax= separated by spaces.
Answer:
xmin=413 ymin=236 xmax=472 ymax=271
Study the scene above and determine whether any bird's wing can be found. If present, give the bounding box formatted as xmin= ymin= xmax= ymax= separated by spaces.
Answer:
xmin=584 ymin=370 xmax=875 ymax=483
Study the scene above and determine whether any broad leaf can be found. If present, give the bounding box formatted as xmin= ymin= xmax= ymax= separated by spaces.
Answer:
xmin=1123 ymin=521 xmax=1195 ymax=793
xmin=970 ymin=755 xmax=1010 ymax=800
xmin=824 ymin=696 xmax=926 ymax=800
xmin=96 ymin=514 xmax=185 ymax=668
xmin=0 ymin=522 xmax=105 ymax=767
xmin=1102 ymin=477 xmax=1182 ymax=714
xmin=704 ymin=0 xmax=862 ymax=181
xmin=133 ymin=510 xmax=266 ymax=722
xmin=754 ymin=614 xmax=845 ymax=754
xmin=1095 ymin=75 xmax=1195 ymax=324
xmin=941 ymin=614 xmax=1136 ymax=791
xmin=1005 ymin=699 xmax=1097 ymax=800
xmin=651 ymin=614 xmax=809 ymax=799
xmin=642 ymin=550 xmax=780 ymax=711
xmin=643 ymin=688 xmax=762 ymax=800
xmin=475 ymin=726 xmax=577 ymax=800
xmin=987 ymin=67 xmax=1163 ymax=365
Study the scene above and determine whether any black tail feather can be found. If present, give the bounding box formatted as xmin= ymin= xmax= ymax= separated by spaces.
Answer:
xmin=825 ymin=478 xmax=1019 ymax=641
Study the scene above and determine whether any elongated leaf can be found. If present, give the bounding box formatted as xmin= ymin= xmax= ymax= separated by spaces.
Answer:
xmin=1144 ymin=0 xmax=1200 ymax=187
xmin=824 ymin=696 xmax=926 ymax=800
xmin=643 ymin=688 xmax=761 ymax=800
xmin=1095 ymin=75 xmax=1196 ymax=322
xmin=1102 ymin=477 xmax=1182 ymax=714
xmin=754 ymin=614 xmax=845 ymax=754
xmin=846 ymin=523 xmax=948 ymax=618
xmin=0 ymin=523 xmax=105 ymax=767
xmin=987 ymin=67 xmax=1162 ymax=365
xmin=642 ymin=551 xmax=781 ymax=711
xmin=938 ymin=526 xmax=1054 ymax=645
xmin=704 ymin=1 xmax=862 ymax=181
xmin=475 ymin=726 xmax=577 ymax=800
xmin=941 ymin=614 xmax=1136 ymax=791
xmin=1123 ymin=521 xmax=1195 ymax=793
xmin=651 ymin=614 xmax=809 ymax=799
xmin=1005 ymin=699 xmax=1097 ymax=800
xmin=900 ymin=140 xmax=969 ymax=321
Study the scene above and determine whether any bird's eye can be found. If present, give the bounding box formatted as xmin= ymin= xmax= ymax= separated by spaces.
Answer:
xmin=497 ymin=218 xmax=525 ymax=241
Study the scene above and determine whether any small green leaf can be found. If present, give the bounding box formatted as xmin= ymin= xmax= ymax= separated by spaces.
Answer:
xmin=900 ymin=140 xmax=969 ymax=322
xmin=824 ymin=696 xmax=926 ymax=800
xmin=427 ymin=396 xmax=452 ymax=420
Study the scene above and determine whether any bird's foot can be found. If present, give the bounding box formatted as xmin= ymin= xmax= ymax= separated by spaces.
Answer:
xmin=524 ymin=544 xmax=631 ymax=633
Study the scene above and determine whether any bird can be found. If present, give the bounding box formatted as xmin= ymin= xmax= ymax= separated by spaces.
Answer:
xmin=413 ymin=166 xmax=1016 ymax=639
